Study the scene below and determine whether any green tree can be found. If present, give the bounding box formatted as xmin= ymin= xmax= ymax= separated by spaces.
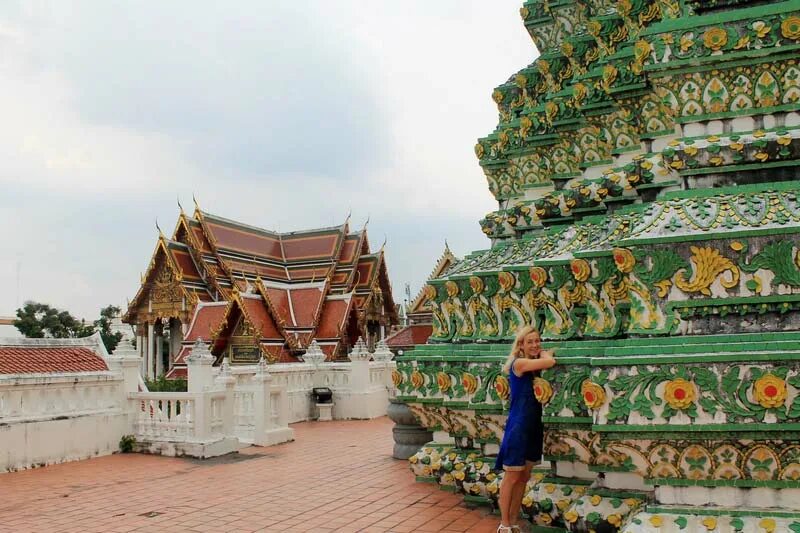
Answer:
xmin=94 ymin=305 xmax=124 ymax=354
xmin=14 ymin=301 xmax=95 ymax=339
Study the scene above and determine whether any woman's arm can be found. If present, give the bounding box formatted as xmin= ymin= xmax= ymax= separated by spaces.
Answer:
xmin=513 ymin=356 xmax=556 ymax=376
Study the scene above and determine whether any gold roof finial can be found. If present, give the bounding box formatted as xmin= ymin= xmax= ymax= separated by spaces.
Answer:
xmin=177 ymin=196 xmax=185 ymax=215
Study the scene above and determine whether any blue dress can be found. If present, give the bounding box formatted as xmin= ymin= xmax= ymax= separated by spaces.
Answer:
xmin=494 ymin=359 xmax=544 ymax=470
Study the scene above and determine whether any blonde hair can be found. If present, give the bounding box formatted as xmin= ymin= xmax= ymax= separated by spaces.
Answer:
xmin=502 ymin=325 xmax=540 ymax=374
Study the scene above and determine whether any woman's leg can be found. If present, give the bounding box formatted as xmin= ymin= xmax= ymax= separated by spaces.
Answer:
xmin=499 ymin=469 xmax=522 ymax=527
xmin=508 ymin=463 xmax=533 ymax=525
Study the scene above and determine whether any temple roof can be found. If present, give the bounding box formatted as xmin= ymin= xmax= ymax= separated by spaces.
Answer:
xmin=408 ymin=244 xmax=458 ymax=316
xmin=0 ymin=334 xmax=109 ymax=375
xmin=385 ymin=324 xmax=433 ymax=350
xmin=125 ymin=207 xmax=397 ymax=337
xmin=142 ymin=205 xmax=398 ymax=373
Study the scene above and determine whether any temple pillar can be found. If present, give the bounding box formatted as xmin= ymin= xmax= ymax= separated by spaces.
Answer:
xmin=136 ymin=330 xmax=144 ymax=376
xmin=147 ymin=322 xmax=156 ymax=380
xmin=169 ymin=318 xmax=183 ymax=367
xmin=156 ymin=332 xmax=164 ymax=378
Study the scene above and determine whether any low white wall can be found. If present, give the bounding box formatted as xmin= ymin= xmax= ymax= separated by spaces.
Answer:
xmin=230 ymin=361 xmax=395 ymax=423
xmin=0 ymin=351 xmax=396 ymax=472
xmin=0 ymin=372 xmax=128 ymax=473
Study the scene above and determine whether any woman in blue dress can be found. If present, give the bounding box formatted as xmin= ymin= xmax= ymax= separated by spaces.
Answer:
xmin=495 ymin=326 xmax=557 ymax=533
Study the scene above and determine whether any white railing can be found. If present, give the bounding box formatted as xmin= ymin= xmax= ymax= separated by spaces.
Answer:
xmin=233 ymin=386 xmax=257 ymax=442
xmin=130 ymin=393 xmax=195 ymax=441
xmin=210 ymin=393 xmax=226 ymax=435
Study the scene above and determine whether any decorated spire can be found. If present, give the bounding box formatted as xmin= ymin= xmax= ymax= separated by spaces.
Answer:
xmin=372 ymin=339 xmax=393 ymax=362
xmin=303 ymin=339 xmax=327 ymax=367
xmin=187 ymin=338 xmax=214 ymax=363
xmin=348 ymin=337 xmax=371 ymax=362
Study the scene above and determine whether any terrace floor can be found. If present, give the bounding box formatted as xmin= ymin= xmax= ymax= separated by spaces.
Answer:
xmin=0 ymin=417 xmax=501 ymax=533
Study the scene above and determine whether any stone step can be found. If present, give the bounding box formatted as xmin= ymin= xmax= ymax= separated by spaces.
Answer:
xmin=621 ymin=505 xmax=800 ymax=533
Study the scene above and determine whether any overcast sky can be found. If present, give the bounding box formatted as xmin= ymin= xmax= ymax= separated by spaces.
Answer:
xmin=0 ymin=1 xmax=534 ymax=322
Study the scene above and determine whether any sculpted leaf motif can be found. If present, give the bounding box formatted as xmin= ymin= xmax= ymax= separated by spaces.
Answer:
xmin=633 ymin=249 xmax=688 ymax=299
xmin=740 ymin=241 xmax=800 ymax=287
xmin=675 ymin=246 xmax=740 ymax=296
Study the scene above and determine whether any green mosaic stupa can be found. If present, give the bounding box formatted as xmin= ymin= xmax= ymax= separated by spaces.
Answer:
xmin=395 ymin=0 xmax=800 ymax=531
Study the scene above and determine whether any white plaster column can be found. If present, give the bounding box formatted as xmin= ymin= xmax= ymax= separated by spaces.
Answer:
xmin=136 ymin=331 xmax=144 ymax=376
xmin=214 ymin=358 xmax=236 ymax=436
xmin=108 ymin=338 xmax=142 ymax=394
xmin=187 ymin=339 xmax=215 ymax=393
xmin=372 ymin=339 xmax=395 ymax=392
xmin=155 ymin=333 xmax=164 ymax=378
xmin=304 ymin=340 xmax=327 ymax=387
xmin=253 ymin=357 xmax=294 ymax=446
xmin=147 ymin=322 xmax=156 ymax=380
xmin=348 ymin=337 xmax=372 ymax=393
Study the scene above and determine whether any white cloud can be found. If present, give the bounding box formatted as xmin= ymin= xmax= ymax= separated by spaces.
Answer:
xmin=0 ymin=0 xmax=534 ymax=321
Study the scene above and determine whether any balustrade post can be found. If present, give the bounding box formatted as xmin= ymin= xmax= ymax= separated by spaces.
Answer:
xmin=186 ymin=339 xmax=215 ymax=393
xmin=372 ymin=339 xmax=395 ymax=392
xmin=303 ymin=340 xmax=327 ymax=387
xmin=348 ymin=337 xmax=372 ymax=393
xmin=214 ymin=358 xmax=236 ymax=436
xmin=253 ymin=357 xmax=273 ymax=440
xmin=193 ymin=393 xmax=210 ymax=441
xmin=251 ymin=356 xmax=293 ymax=446
xmin=109 ymin=338 xmax=142 ymax=394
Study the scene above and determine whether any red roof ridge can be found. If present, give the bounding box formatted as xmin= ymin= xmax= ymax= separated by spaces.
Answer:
xmin=199 ymin=209 xmax=351 ymax=239
xmin=259 ymin=278 xmax=327 ymax=290
xmin=254 ymin=278 xmax=298 ymax=350
xmin=230 ymin=291 xmax=266 ymax=351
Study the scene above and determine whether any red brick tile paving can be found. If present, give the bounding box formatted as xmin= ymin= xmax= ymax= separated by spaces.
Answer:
xmin=0 ymin=417 xmax=500 ymax=533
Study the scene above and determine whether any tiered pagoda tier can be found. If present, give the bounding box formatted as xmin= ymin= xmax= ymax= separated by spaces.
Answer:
xmin=397 ymin=0 xmax=800 ymax=531
xmin=124 ymin=206 xmax=397 ymax=379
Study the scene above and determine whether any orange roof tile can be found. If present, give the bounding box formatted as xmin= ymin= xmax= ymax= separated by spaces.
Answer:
xmin=240 ymin=295 xmax=283 ymax=340
xmin=288 ymin=286 xmax=326 ymax=328
xmin=170 ymin=247 xmax=202 ymax=280
xmin=0 ymin=347 xmax=108 ymax=374
xmin=386 ymin=325 xmax=433 ymax=348
xmin=281 ymin=232 xmax=341 ymax=262
xmin=316 ymin=297 xmax=353 ymax=339
xmin=202 ymin=217 xmax=284 ymax=261
xmin=165 ymin=366 xmax=187 ymax=379
xmin=185 ymin=303 xmax=229 ymax=342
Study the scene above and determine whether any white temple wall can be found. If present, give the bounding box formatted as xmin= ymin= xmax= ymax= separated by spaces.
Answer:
xmin=229 ymin=360 xmax=395 ymax=423
xmin=0 ymin=338 xmax=396 ymax=472
xmin=0 ymin=372 xmax=129 ymax=473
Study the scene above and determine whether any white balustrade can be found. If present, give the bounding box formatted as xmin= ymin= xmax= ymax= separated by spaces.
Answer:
xmin=129 ymin=392 xmax=195 ymax=441
xmin=1 ymin=338 xmax=398 ymax=470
